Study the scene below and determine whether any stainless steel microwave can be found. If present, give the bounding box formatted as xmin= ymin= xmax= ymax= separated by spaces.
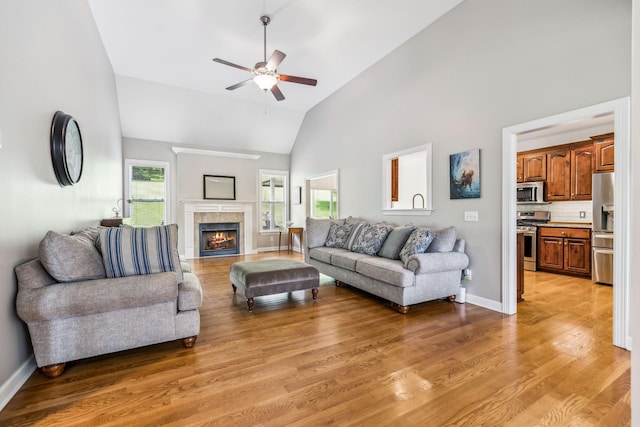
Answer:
xmin=517 ymin=182 xmax=545 ymax=204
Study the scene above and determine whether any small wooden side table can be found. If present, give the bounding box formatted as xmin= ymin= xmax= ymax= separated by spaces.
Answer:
xmin=100 ymin=218 xmax=123 ymax=227
xmin=279 ymin=227 xmax=304 ymax=252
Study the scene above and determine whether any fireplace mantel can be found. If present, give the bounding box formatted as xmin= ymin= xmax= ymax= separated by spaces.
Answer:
xmin=181 ymin=200 xmax=255 ymax=258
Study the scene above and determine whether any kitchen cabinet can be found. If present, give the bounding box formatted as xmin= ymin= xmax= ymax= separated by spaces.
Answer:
xmin=517 ymin=232 xmax=524 ymax=301
xmin=516 ymin=155 xmax=524 ymax=183
xmin=521 ymin=153 xmax=546 ymax=182
xmin=545 ymin=141 xmax=593 ymax=201
xmin=546 ymin=150 xmax=570 ymax=201
xmin=591 ymin=132 xmax=614 ymax=172
xmin=537 ymin=227 xmax=591 ymax=277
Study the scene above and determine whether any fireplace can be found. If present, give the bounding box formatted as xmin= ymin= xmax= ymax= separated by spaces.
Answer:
xmin=199 ymin=222 xmax=240 ymax=257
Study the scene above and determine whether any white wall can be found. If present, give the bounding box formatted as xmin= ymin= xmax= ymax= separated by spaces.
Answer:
xmin=290 ymin=0 xmax=631 ymax=304
xmin=0 ymin=1 xmax=122 ymax=403
xmin=123 ymin=138 xmax=290 ymax=252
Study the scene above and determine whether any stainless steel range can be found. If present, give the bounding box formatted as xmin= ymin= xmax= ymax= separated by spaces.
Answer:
xmin=516 ymin=211 xmax=550 ymax=271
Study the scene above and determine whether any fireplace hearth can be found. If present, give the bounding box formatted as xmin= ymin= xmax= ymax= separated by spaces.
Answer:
xmin=200 ymin=222 xmax=240 ymax=257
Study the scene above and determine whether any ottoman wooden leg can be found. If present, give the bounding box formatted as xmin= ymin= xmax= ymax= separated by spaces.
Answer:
xmin=232 ymin=284 xmax=237 ymax=294
xmin=312 ymin=288 xmax=318 ymax=300
xmin=247 ymin=298 xmax=254 ymax=312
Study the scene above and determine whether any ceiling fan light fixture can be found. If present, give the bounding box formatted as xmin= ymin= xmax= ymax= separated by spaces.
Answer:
xmin=253 ymin=73 xmax=277 ymax=90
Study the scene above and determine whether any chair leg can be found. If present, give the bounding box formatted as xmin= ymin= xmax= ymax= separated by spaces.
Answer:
xmin=42 ymin=363 xmax=65 ymax=378
xmin=182 ymin=336 xmax=197 ymax=348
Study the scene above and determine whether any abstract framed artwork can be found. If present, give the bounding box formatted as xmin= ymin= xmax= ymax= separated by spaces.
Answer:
xmin=449 ymin=149 xmax=480 ymax=199
xmin=203 ymin=175 xmax=236 ymax=200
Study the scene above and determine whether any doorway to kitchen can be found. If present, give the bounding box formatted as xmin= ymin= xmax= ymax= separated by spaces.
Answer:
xmin=501 ymin=97 xmax=630 ymax=349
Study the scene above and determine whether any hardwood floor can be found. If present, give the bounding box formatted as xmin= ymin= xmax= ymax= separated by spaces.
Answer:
xmin=1 ymin=253 xmax=630 ymax=426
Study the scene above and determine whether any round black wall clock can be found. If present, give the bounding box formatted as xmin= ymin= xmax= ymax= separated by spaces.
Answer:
xmin=50 ymin=111 xmax=83 ymax=186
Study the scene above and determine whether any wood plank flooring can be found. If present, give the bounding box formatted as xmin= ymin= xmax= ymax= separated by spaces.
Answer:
xmin=0 ymin=253 xmax=630 ymax=426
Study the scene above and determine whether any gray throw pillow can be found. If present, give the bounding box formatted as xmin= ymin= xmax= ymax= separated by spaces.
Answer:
xmin=351 ymin=224 xmax=392 ymax=256
xmin=378 ymin=226 xmax=416 ymax=259
xmin=325 ymin=223 xmax=354 ymax=248
xmin=426 ymin=226 xmax=457 ymax=252
xmin=38 ymin=230 xmax=107 ymax=283
xmin=399 ymin=228 xmax=436 ymax=264
xmin=345 ymin=222 xmax=365 ymax=250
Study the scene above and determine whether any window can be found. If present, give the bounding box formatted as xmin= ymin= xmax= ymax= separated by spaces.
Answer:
xmin=307 ymin=171 xmax=339 ymax=219
xmin=124 ymin=159 xmax=170 ymax=227
xmin=259 ymin=170 xmax=288 ymax=232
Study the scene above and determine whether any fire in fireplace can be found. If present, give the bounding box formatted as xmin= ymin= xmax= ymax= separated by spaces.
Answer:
xmin=199 ymin=222 xmax=240 ymax=257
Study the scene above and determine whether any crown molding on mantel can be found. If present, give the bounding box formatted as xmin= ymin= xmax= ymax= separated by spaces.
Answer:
xmin=171 ymin=147 xmax=261 ymax=160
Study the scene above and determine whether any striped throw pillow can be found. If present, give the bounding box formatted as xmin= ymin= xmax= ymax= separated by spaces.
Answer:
xmin=99 ymin=224 xmax=183 ymax=283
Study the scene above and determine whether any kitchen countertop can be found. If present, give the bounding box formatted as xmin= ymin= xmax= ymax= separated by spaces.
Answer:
xmin=541 ymin=222 xmax=592 ymax=229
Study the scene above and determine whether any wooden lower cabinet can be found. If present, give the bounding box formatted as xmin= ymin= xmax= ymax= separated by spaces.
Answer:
xmin=537 ymin=227 xmax=591 ymax=277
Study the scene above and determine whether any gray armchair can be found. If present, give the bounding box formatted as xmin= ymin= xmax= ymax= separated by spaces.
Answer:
xmin=15 ymin=225 xmax=202 ymax=378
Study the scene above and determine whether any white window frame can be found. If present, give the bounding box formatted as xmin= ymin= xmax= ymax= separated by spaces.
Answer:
xmin=258 ymin=169 xmax=289 ymax=233
xmin=124 ymin=159 xmax=171 ymax=225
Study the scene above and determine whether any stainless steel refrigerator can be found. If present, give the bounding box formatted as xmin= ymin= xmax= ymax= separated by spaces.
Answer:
xmin=592 ymin=172 xmax=614 ymax=285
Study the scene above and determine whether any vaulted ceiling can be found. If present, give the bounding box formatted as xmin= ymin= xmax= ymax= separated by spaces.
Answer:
xmin=89 ymin=0 xmax=464 ymax=154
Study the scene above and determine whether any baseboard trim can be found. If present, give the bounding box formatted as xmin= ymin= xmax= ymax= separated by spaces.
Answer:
xmin=465 ymin=293 xmax=502 ymax=313
xmin=0 ymin=355 xmax=36 ymax=411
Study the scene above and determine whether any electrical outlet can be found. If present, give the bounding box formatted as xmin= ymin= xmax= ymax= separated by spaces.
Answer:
xmin=579 ymin=211 xmax=586 ymax=218
xmin=269 ymin=236 xmax=274 ymax=242
xmin=465 ymin=269 xmax=472 ymax=281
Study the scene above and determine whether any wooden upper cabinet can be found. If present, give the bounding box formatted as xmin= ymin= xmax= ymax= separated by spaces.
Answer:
xmin=521 ymin=153 xmax=546 ymax=182
xmin=546 ymin=150 xmax=570 ymax=201
xmin=591 ymin=132 xmax=614 ymax=172
xmin=545 ymin=142 xmax=594 ymax=201
xmin=571 ymin=143 xmax=594 ymax=200
xmin=516 ymin=155 xmax=524 ymax=183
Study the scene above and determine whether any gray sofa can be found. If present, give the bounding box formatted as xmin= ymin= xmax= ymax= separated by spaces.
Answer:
xmin=15 ymin=225 xmax=202 ymax=378
xmin=305 ymin=217 xmax=469 ymax=313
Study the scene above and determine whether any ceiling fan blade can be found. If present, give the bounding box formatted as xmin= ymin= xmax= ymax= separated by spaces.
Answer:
xmin=270 ymin=84 xmax=285 ymax=101
xmin=266 ymin=50 xmax=286 ymax=70
xmin=278 ymin=74 xmax=317 ymax=86
xmin=212 ymin=58 xmax=253 ymax=73
xmin=226 ymin=79 xmax=253 ymax=90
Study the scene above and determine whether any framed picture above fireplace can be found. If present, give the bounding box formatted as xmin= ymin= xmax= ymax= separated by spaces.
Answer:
xmin=203 ymin=175 xmax=236 ymax=200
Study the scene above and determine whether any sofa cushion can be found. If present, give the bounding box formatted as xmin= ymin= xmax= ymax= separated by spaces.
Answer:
xmin=306 ymin=217 xmax=345 ymax=248
xmin=355 ymin=257 xmax=415 ymax=288
xmin=308 ymin=246 xmax=345 ymax=264
xmin=378 ymin=226 xmax=416 ymax=260
xmin=38 ymin=230 xmax=106 ymax=283
xmin=324 ymin=223 xmax=354 ymax=248
xmin=98 ymin=224 xmax=183 ymax=283
xmin=331 ymin=251 xmax=370 ymax=271
xmin=399 ymin=228 xmax=436 ymax=264
xmin=426 ymin=226 xmax=457 ymax=253
xmin=351 ymin=224 xmax=392 ymax=256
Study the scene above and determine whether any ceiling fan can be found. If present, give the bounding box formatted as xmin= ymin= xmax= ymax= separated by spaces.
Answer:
xmin=212 ymin=15 xmax=317 ymax=101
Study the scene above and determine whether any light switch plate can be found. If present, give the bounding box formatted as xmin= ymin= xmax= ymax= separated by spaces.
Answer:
xmin=464 ymin=211 xmax=479 ymax=222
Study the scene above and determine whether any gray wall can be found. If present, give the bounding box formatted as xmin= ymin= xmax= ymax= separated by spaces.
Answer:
xmin=0 ymin=1 xmax=122 ymax=393
xmin=290 ymin=0 xmax=631 ymax=302
xmin=123 ymin=138 xmax=290 ymax=252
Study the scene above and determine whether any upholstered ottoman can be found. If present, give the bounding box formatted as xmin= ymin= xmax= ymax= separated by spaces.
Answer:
xmin=229 ymin=258 xmax=319 ymax=311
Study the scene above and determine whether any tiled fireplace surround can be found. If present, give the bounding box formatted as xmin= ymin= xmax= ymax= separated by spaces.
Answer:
xmin=182 ymin=201 xmax=255 ymax=259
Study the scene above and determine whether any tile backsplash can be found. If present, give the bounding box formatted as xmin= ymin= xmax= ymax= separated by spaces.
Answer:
xmin=519 ymin=200 xmax=592 ymax=223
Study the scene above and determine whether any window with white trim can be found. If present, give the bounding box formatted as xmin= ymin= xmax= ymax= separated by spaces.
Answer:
xmin=259 ymin=169 xmax=288 ymax=232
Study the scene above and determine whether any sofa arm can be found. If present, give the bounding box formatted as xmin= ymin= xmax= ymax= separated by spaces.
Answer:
xmin=178 ymin=272 xmax=203 ymax=311
xmin=17 ymin=272 xmax=178 ymax=322
xmin=405 ymin=252 xmax=469 ymax=274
